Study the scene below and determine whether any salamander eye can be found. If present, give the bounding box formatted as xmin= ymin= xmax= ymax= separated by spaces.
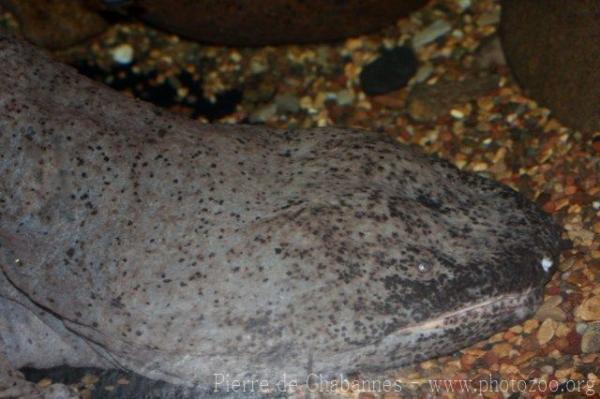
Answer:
xmin=417 ymin=262 xmax=430 ymax=273
xmin=540 ymin=257 xmax=553 ymax=273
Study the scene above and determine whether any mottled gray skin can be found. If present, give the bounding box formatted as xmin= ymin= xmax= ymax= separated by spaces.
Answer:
xmin=0 ymin=35 xmax=561 ymax=395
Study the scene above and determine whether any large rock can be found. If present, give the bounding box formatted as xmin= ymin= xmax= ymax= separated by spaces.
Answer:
xmin=500 ymin=0 xmax=600 ymax=133
xmin=0 ymin=0 xmax=107 ymax=49
xmin=95 ymin=0 xmax=426 ymax=46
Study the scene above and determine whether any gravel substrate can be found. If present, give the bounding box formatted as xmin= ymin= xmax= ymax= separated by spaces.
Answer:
xmin=1 ymin=0 xmax=598 ymax=398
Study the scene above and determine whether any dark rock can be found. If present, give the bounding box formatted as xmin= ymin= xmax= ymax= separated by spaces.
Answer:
xmin=91 ymin=0 xmax=425 ymax=46
xmin=500 ymin=0 xmax=600 ymax=133
xmin=359 ymin=46 xmax=418 ymax=96
xmin=475 ymin=35 xmax=506 ymax=69
xmin=0 ymin=0 xmax=107 ymax=49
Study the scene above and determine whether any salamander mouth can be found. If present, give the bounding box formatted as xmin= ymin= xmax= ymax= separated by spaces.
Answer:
xmin=396 ymin=287 xmax=542 ymax=335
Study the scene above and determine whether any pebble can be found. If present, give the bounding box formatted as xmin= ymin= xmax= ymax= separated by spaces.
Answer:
xmin=576 ymin=322 xmax=589 ymax=335
xmin=274 ymin=93 xmax=300 ymax=113
xmin=457 ymin=0 xmax=471 ymax=11
xmin=523 ymin=319 xmax=540 ymax=334
xmin=555 ymin=323 xmax=570 ymax=338
xmin=359 ymin=46 xmax=417 ymax=95
xmin=581 ymin=322 xmax=600 ymax=353
xmin=81 ymin=374 xmax=99 ymax=386
xmin=249 ymin=103 xmax=277 ymax=123
xmin=537 ymin=318 xmax=557 ymax=345
xmin=491 ymin=343 xmax=512 ymax=358
xmin=37 ymin=378 xmax=52 ymax=388
xmin=412 ymin=20 xmax=452 ymax=48
xmin=413 ymin=63 xmax=434 ymax=83
xmin=111 ymin=43 xmax=134 ymax=65
xmin=475 ymin=36 xmax=506 ymax=68
xmin=335 ymin=89 xmax=355 ymax=106
xmin=575 ymin=295 xmax=600 ymax=321
xmin=541 ymin=365 xmax=554 ymax=374
xmin=535 ymin=296 xmax=567 ymax=322
xmin=477 ymin=10 xmax=500 ymax=26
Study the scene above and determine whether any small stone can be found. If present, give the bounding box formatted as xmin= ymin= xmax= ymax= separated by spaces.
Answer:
xmin=545 ymin=295 xmax=563 ymax=307
xmin=491 ymin=342 xmax=512 ymax=358
xmin=523 ymin=319 xmax=539 ymax=334
xmin=477 ymin=10 xmax=500 ymax=26
xmin=111 ymin=44 xmax=134 ymax=65
xmin=336 ymin=89 xmax=355 ymax=106
xmin=420 ymin=359 xmax=436 ymax=369
xmin=499 ymin=363 xmax=520 ymax=375
xmin=509 ymin=325 xmax=523 ymax=334
xmin=457 ymin=0 xmax=471 ymax=11
xmin=360 ymin=46 xmax=417 ymax=95
xmin=576 ymin=322 xmax=589 ymax=334
xmin=555 ymin=323 xmax=571 ymax=338
xmin=413 ymin=63 xmax=434 ymax=83
xmin=412 ymin=20 xmax=452 ymax=48
xmin=537 ymin=318 xmax=557 ymax=345
xmin=250 ymin=59 xmax=268 ymax=74
xmin=555 ymin=368 xmax=573 ymax=380
xmin=37 ymin=378 xmax=52 ymax=388
xmin=475 ymin=36 xmax=506 ymax=68
xmin=576 ymin=295 xmax=600 ymax=321
xmin=450 ymin=109 xmax=465 ymax=119
xmin=81 ymin=373 xmax=99 ymax=386
xmin=372 ymin=91 xmax=407 ymax=109
xmin=535 ymin=302 xmax=566 ymax=322
xmin=249 ymin=103 xmax=277 ymax=123
xmin=274 ymin=93 xmax=300 ymax=113
xmin=581 ymin=322 xmax=600 ymax=354
xmin=514 ymin=351 xmax=535 ymax=365
xmin=460 ymin=353 xmax=477 ymax=368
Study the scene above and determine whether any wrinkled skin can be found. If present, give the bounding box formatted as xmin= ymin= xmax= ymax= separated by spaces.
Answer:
xmin=0 ymin=35 xmax=561 ymax=397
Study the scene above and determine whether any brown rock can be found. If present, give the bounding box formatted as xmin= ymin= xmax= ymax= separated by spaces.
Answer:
xmin=93 ymin=0 xmax=425 ymax=46
xmin=500 ymin=0 xmax=600 ymax=133
xmin=537 ymin=318 xmax=557 ymax=345
xmin=407 ymin=74 xmax=499 ymax=122
xmin=534 ymin=296 xmax=566 ymax=322
xmin=576 ymin=295 xmax=600 ymax=321
xmin=581 ymin=322 xmax=600 ymax=354
xmin=0 ymin=0 xmax=107 ymax=49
